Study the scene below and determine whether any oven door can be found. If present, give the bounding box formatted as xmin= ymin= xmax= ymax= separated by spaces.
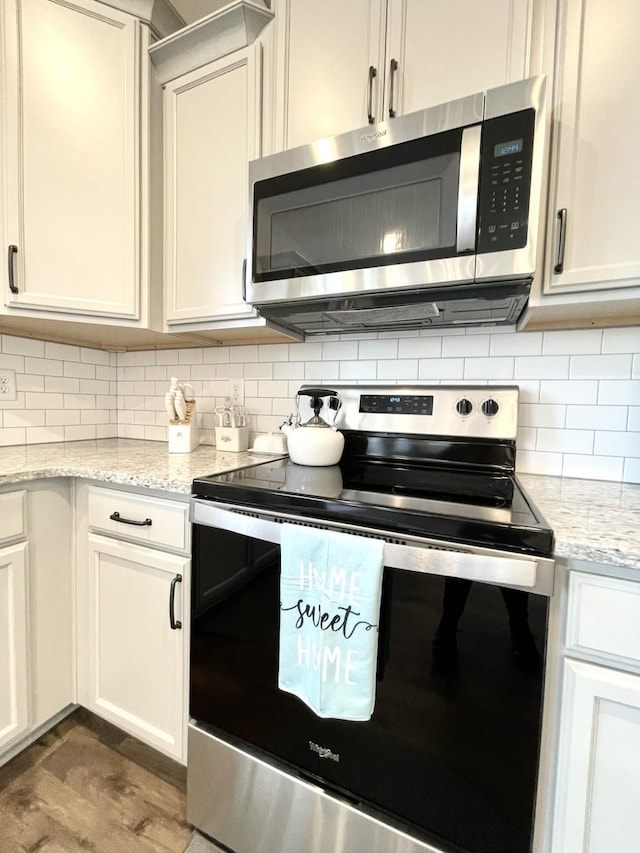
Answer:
xmin=189 ymin=501 xmax=551 ymax=853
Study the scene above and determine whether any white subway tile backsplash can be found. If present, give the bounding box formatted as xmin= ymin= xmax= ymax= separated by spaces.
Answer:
xmin=418 ymin=358 xmax=464 ymax=380
xmin=543 ymin=329 xmax=602 ymax=355
xmin=399 ymin=337 xmax=440 ymax=359
xmin=490 ymin=332 xmax=543 ymax=356
xmin=259 ymin=344 xmax=290 ymax=362
xmin=443 ymin=335 xmax=490 ymax=357
xmin=540 ymin=380 xmax=599 ymax=405
xmin=2 ymin=335 xmax=44 ymax=357
xmin=25 ymin=357 xmax=64 ymax=377
xmin=624 ymin=458 xmax=640 ymax=483
xmin=594 ymin=431 xmax=640 ymax=458
xmin=566 ymin=405 xmax=628 ymax=431
xmin=465 ymin=357 xmax=513 ymax=379
xmin=45 ymin=376 xmax=80 ymax=394
xmin=0 ymin=326 xmax=639 ymax=483
xmin=359 ymin=339 xmax=398 ymax=360
xmin=519 ymin=404 xmax=566 ymax=428
xmin=562 ymin=454 xmax=625 ymax=481
xmin=515 ymin=355 xmax=569 ymax=379
xmin=516 ymin=450 xmax=563 ymax=476
xmin=377 ymin=360 xmax=419 ymax=380
xmin=273 ymin=361 xmax=305 ymax=380
xmin=322 ymin=341 xmax=359 ymax=361
xmin=341 ymin=360 xmax=376 ymax=379
xmin=601 ymin=327 xmax=640 ymax=353
xmin=570 ymin=354 xmax=632 ymax=379
xmin=537 ymin=428 xmax=594 ymax=454
xmin=304 ymin=362 xmax=340 ymax=380
xmin=598 ymin=380 xmax=640 ymax=405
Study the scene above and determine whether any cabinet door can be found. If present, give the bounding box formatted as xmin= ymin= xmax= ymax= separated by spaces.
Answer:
xmin=385 ymin=0 xmax=532 ymax=117
xmin=163 ymin=47 xmax=260 ymax=325
xmin=1 ymin=0 xmax=140 ymax=318
xmin=552 ymin=659 xmax=640 ymax=853
xmin=270 ymin=0 xmax=387 ymax=151
xmin=86 ymin=534 xmax=188 ymax=761
xmin=544 ymin=0 xmax=640 ymax=295
xmin=0 ymin=542 xmax=29 ymax=751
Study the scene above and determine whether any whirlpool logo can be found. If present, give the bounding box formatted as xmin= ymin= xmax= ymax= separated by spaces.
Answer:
xmin=360 ymin=128 xmax=387 ymax=143
xmin=309 ymin=741 xmax=340 ymax=762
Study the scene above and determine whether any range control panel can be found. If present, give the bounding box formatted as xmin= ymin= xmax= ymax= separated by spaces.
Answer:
xmin=298 ymin=384 xmax=520 ymax=441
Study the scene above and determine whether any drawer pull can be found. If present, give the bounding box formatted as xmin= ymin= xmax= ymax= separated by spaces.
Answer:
xmin=169 ymin=574 xmax=183 ymax=630
xmin=109 ymin=511 xmax=152 ymax=527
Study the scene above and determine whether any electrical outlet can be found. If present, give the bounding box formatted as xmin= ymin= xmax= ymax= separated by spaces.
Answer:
xmin=0 ymin=369 xmax=17 ymax=402
xmin=228 ymin=379 xmax=245 ymax=407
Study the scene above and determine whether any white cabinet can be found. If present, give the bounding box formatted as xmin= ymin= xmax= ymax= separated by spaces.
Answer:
xmin=0 ymin=541 xmax=29 ymax=752
xmin=161 ymin=46 xmax=261 ymax=327
xmin=267 ymin=0 xmax=533 ymax=152
xmin=150 ymin=5 xmax=297 ymax=341
xmin=78 ymin=484 xmax=190 ymax=762
xmin=550 ymin=570 xmax=640 ymax=853
xmin=0 ymin=481 xmax=74 ymax=761
xmin=522 ymin=0 xmax=640 ymax=329
xmin=0 ymin=0 xmax=161 ymax=326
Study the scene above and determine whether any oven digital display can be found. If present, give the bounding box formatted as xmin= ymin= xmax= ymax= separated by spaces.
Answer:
xmin=360 ymin=394 xmax=434 ymax=415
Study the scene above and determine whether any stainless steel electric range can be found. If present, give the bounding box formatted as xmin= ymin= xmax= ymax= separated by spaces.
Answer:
xmin=188 ymin=384 xmax=555 ymax=853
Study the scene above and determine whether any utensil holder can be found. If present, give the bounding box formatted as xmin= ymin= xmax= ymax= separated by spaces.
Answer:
xmin=215 ymin=426 xmax=249 ymax=453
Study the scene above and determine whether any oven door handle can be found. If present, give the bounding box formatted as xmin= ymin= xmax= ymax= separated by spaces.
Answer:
xmin=191 ymin=500 xmax=553 ymax=596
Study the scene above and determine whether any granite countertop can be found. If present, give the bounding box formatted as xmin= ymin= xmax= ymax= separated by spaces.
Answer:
xmin=519 ymin=473 xmax=640 ymax=570
xmin=0 ymin=438 xmax=282 ymax=495
xmin=0 ymin=439 xmax=637 ymax=570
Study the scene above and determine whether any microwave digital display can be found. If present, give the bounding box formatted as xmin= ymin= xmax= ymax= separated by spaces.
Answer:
xmin=494 ymin=138 xmax=524 ymax=158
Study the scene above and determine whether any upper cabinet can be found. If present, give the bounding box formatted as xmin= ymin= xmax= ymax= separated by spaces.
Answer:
xmin=150 ymin=2 xmax=299 ymax=342
xmin=521 ymin=0 xmax=640 ymax=329
xmin=0 ymin=0 xmax=165 ymax=327
xmin=266 ymin=0 xmax=534 ymax=153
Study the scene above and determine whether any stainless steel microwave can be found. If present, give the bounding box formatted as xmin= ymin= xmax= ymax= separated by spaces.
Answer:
xmin=246 ymin=76 xmax=548 ymax=335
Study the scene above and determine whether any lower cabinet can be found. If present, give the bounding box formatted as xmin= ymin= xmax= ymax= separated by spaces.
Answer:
xmin=550 ymin=569 xmax=640 ymax=853
xmin=85 ymin=535 xmax=189 ymax=760
xmin=0 ymin=481 xmax=74 ymax=764
xmin=0 ymin=542 xmax=29 ymax=751
xmin=77 ymin=483 xmax=191 ymax=763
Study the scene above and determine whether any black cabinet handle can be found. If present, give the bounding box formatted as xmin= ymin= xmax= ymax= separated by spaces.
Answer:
xmin=367 ymin=65 xmax=377 ymax=124
xmin=8 ymin=245 xmax=18 ymax=293
xmin=169 ymin=574 xmax=182 ymax=630
xmin=554 ymin=208 xmax=567 ymax=274
xmin=388 ymin=58 xmax=398 ymax=118
xmin=109 ymin=511 xmax=152 ymax=526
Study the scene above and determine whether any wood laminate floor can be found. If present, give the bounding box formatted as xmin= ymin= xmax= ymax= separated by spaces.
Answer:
xmin=0 ymin=709 xmax=194 ymax=853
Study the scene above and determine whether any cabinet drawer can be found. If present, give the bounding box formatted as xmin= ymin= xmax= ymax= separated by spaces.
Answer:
xmin=0 ymin=491 xmax=26 ymax=544
xmin=87 ymin=486 xmax=189 ymax=553
xmin=567 ymin=571 xmax=640 ymax=664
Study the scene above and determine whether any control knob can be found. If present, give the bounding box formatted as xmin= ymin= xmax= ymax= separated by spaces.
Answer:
xmin=456 ymin=398 xmax=473 ymax=416
xmin=482 ymin=398 xmax=500 ymax=417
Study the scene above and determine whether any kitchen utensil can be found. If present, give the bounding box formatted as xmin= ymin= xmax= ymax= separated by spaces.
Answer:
xmin=215 ymin=398 xmax=232 ymax=427
xmin=174 ymin=389 xmax=187 ymax=421
xmin=165 ymin=391 xmax=177 ymax=421
xmin=280 ymin=387 xmax=344 ymax=466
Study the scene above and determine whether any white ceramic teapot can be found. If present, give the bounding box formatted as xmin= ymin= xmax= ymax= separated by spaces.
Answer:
xmin=280 ymin=388 xmax=344 ymax=466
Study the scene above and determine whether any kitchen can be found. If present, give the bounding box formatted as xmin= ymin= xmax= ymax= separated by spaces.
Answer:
xmin=1 ymin=1 xmax=639 ymax=852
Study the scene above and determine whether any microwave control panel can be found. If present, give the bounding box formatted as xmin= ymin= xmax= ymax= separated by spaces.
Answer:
xmin=477 ymin=109 xmax=535 ymax=253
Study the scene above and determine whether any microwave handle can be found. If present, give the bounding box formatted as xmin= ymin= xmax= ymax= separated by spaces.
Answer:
xmin=457 ymin=125 xmax=482 ymax=254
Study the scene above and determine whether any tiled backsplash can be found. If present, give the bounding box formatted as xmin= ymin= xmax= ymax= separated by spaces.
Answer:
xmin=1 ymin=326 xmax=638 ymax=482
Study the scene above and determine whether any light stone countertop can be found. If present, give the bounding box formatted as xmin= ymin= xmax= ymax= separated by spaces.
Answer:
xmin=0 ymin=439 xmax=637 ymax=570
xmin=0 ymin=438 xmax=282 ymax=495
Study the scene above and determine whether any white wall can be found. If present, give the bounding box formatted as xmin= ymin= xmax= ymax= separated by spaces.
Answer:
xmin=0 ymin=325 xmax=638 ymax=482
